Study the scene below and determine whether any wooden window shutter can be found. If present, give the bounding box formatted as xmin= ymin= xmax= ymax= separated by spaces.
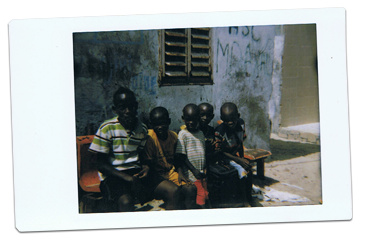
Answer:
xmin=159 ymin=28 xmax=213 ymax=86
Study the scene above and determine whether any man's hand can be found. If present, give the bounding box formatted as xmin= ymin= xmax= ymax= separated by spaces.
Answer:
xmin=134 ymin=165 xmax=149 ymax=179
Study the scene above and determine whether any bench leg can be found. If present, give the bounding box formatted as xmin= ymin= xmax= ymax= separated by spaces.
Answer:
xmin=256 ymin=158 xmax=265 ymax=179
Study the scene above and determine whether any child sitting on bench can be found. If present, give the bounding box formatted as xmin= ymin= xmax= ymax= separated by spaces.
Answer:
xmin=176 ymin=104 xmax=208 ymax=209
xmin=142 ymin=106 xmax=196 ymax=209
xmin=89 ymin=87 xmax=180 ymax=211
xmin=214 ymin=102 xmax=256 ymax=207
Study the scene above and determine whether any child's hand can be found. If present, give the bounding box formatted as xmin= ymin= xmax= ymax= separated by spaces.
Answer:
xmin=178 ymin=172 xmax=192 ymax=185
xmin=193 ymin=169 xmax=206 ymax=180
xmin=134 ymin=165 xmax=149 ymax=179
xmin=239 ymin=159 xmax=252 ymax=172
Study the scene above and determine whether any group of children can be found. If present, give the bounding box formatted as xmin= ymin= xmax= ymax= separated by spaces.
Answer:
xmin=89 ymin=87 xmax=256 ymax=211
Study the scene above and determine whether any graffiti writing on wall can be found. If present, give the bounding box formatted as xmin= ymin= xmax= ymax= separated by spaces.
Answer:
xmin=131 ymin=74 xmax=157 ymax=95
xmin=229 ymin=26 xmax=261 ymax=41
xmin=216 ymin=26 xmax=274 ymax=77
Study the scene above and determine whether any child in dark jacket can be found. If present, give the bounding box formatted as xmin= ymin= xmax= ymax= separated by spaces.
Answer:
xmin=198 ymin=103 xmax=216 ymax=166
xmin=215 ymin=102 xmax=255 ymax=207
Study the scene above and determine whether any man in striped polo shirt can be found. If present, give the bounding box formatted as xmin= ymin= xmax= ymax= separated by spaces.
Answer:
xmin=89 ymin=87 xmax=179 ymax=211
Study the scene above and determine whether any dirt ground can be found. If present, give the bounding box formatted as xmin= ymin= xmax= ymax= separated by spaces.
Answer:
xmin=253 ymin=136 xmax=322 ymax=207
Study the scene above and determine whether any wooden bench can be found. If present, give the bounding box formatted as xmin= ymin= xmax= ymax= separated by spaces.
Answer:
xmin=242 ymin=148 xmax=272 ymax=179
xmin=216 ymin=120 xmax=272 ymax=179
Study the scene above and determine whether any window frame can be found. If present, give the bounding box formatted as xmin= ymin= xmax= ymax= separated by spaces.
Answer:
xmin=158 ymin=28 xmax=213 ymax=86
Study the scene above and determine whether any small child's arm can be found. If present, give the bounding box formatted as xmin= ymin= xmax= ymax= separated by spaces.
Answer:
xmin=223 ymin=152 xmax=252 ymax=172
xmin=175 ymin=153 xmax=193 ymax=184
xmin=180 ymin=153 xmax=206 ymax=180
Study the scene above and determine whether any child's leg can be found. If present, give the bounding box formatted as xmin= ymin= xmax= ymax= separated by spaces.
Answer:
xmin=166 ymin=167 xmax=197 ymax=209
xmin=239 ymin=172 xmax=259 ymax=207
xmin=154 ymin=180 xmax=181 ymax=210
xmin=181 ymin=184 xmax=197 ymax=209
xmin=245 ymin=171 xmax=253 ymax=201
xmin=194 ymin=179 xmax=209 ymax=208
xmin=239 ymin=177 xmax=250 ymax=207
xmin=229 ymin=161 xmax=251 ymax=207
xmin=117 ymin=193 xmax=135 ymax=212
xmin=100 ymin=170 xmax=138 ymax=212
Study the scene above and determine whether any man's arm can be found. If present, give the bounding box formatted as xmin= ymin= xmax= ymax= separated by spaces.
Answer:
xmin=96 ymin=153 xmax=135 ymax=182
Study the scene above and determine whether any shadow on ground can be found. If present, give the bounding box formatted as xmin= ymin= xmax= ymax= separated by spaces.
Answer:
xmin=253 ymin=176 xmax=279 ymax=188
xmin=266 ymin=139 xmax=320 ymax=163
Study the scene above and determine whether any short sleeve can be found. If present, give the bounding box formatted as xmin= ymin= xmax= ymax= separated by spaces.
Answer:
xmin=142 ymin=136 xmax=157 ymax=163
xmin=175 ymin=131 xmax=187 ymax=155
xmin=89 ymin=124 xmax=112 ymax=154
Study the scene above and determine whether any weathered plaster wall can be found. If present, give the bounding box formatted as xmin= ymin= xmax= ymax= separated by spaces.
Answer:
xmin=74 ymin=30 xmax=214 ymax=135
xmin=73 ymin=30 xmax=159 ymax=135
xmin=74 ymin=26 xmax=282 ymax=151
xmin=212 ymin=26 xmax=276 ymax=150
xmin=269 ymin=33 xmax=285 ymax=134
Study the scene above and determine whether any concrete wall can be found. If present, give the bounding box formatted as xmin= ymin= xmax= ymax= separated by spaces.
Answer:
xmin=212 ymin=26 xmax=277 ymax=150
xmin=269 ymin=26 xmax=284 ymax=134
xmin=280 ymin=24 xmax=319 ymax=127
xmin=73 ymin=30 xmax=214 ymax=136
xmin=73 ymin=30 xmax=160 ymax=135
xmin=74 ymin=26 xmax=282 ymax=151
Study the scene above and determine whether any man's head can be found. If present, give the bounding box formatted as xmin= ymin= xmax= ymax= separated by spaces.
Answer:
xmin=220 ymin=102 xmax=240 ymax=130
xmin=182 ymin=103 xmax=200 ymax=132
xmin=150 ymin=107 xmax=171 ymax=140
xmin=112 ymin=87 xmax=138 ymax=129
xmin=198 ymin=103 xmax=214 ymax=127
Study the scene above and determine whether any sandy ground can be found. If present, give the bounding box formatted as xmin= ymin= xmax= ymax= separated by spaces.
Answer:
xmin=249 ymin=133 xmax=322 ymax=207
xmin=254 ymin=152 xmax=321 ymax=207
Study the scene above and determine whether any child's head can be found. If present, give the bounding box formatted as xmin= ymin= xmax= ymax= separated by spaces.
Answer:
xmin=220 ymin=102 xmax=240 ymax=130
xmin=149 ymin=107 xmax=171 ymax=140
xmin=182 ymin=103 xmax=200 ymax=132
xmin=198 ymin=103 xmax=214 ymax=127
xmin=112 ymin=87 xmax=138 ymax=129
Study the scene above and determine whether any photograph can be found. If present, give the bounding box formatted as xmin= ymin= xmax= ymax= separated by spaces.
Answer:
xmin=73 ymin=24 xmax=322 ymax=213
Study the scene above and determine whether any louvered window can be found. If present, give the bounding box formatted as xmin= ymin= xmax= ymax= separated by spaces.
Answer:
xmin=159 ymin=28 xmax=213 ymax=86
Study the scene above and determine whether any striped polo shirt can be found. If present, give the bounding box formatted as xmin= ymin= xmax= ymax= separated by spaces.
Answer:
xmin=176 ymin=129 xmax=206 ymax=182
xmin=89 ymin=116 xmax=148 ymax=179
